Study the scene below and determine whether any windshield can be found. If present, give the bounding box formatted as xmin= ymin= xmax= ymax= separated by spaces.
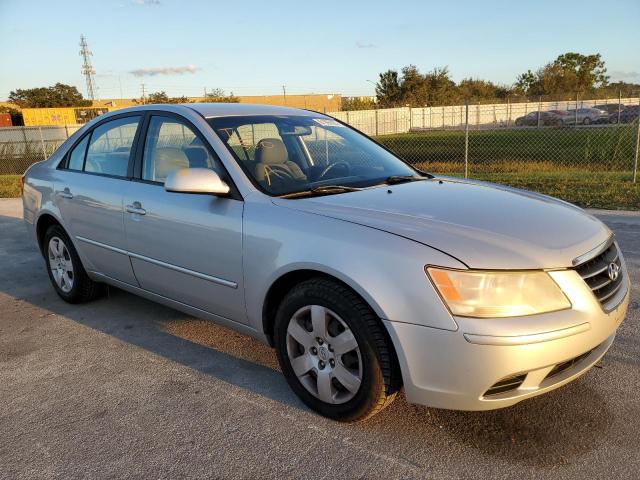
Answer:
xmin=208 ymin=115 xmax=419 ymax=196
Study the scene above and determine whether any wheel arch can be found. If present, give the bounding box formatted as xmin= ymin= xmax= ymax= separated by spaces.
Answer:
xmin=36 ymin=212 xmax=64 ymax=255
xmin=261 ymin=269 xmax=402 ymax=387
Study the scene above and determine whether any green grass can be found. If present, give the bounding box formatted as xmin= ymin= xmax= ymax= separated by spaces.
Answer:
xmin=375 ymin=126 xmax=639 ymax=210
xmin=376 ymin=125 xmax=637 ymax=169
xmin=0 ymin=175 xmax=21 ymax=198
xmin=2 ymin=126 xmax=638 ymax=208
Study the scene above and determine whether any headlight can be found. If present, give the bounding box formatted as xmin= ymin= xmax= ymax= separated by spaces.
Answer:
xmin=426 ymin=267 xmax=571 ymax=318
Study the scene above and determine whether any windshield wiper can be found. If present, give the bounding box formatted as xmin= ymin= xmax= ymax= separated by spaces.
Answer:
xmin=384 ymin=175 xmax=429 ymax=185
xmin=279 ymin=185 xmax=362 ymax=199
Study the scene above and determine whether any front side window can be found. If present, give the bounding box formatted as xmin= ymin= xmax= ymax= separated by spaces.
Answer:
xmin=208 ymin=115 xmax=417 ymax=196
xmin=142 ymin=116 xmax=222 ymax=183
xmin=85 ymin=116 xmax=141 ymax=177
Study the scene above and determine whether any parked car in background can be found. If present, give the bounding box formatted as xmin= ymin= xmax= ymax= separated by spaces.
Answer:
xmin=514 ymin=111 xmax=564 ymax=126
xmin=22 ymin=104 xmax=630 ymax=422
xmin=594 ymin=104 xmax=625 ymax=115
xmin=609 ymin=105 xmax=640 ymax=124
xmin=563 ymin=108 xmax=609 ymax=125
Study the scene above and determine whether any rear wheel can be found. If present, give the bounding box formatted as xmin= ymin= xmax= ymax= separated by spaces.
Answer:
xmin=583 ymin=117 xmax=591 ymax=125
xmin=44 ymin=225 xmax=102 ymax=303
xmin=274 ymin=278 xmax=400 ymax=422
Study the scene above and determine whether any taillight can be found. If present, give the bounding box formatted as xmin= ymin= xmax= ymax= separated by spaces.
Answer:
xmin=20 ymin=175 xmax=25 ymax=196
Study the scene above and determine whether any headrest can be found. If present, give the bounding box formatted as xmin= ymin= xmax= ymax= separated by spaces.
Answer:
xmin=153 ymin=147 xmax=189 ymax=180
xmin=184 ymin=146 xmax=209 ymax=168
xmin=255 ymin=138 xmax=288 ymax=165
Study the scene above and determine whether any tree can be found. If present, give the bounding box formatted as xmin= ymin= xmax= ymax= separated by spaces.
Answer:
xmin=399 ymin=65 xmax=429 ymax=106
xmin=515 ymin=52 xmax=609 ymax=97
xmin=146 ymin=91 xmax=192 ymax=104
xmin=458 ymin=78 xmax=511 ymax=103
xmin=423 ymin=67 xmax=461 ymax=106
xmin=341 ymin=97 xmax=377 ymax=111
xmin=202 ymin=89 xmax=239 ymax=103
xmin=375 ymin=70 xmax=402 ymax=107
xmin=8 ymin=83 xmax=92 ymax=108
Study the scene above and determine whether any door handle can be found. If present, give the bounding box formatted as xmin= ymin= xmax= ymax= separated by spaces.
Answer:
xmin=126 ymin=202 xmax=146 ymax=215
xmin=59 ymin=188 xmax=73 ymax=199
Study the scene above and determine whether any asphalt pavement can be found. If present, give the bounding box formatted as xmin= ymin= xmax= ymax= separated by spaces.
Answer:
xmin=0 ymin=197 xmax=638 ymax=479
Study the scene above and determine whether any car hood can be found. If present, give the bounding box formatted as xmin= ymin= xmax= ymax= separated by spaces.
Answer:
xmin=272 ymin=178 xmax=611 ymax=270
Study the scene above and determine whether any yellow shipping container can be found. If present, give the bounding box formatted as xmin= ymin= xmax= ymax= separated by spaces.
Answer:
xmin=22 ymin=107 xmax=116 ymax=126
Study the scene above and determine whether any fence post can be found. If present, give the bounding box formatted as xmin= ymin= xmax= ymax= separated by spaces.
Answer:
xmin=618 ymin=90 xmax=622 ymax=124
xmin=64 ymin=125 xmax=69 ymax=138
xmin=38 ymin=127 xmax=46 ymax=159
xmin=537 ymin=96 xmax=542 ymax=128
xmin=464 ymin=100 xmax=469 ymax=179
xmin=575 ymin=93 xmax=579 ymax=126
xmin=634 ymin=99 xmax=640 ymax=183
xmin=374 ymin=109 xmax=379 ymax=136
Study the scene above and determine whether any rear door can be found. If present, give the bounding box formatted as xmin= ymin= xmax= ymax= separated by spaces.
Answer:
xmin=123 ymin=113 xmax=246 ymax=323
xmin=55 ymin=114 xmax=142 ymax=285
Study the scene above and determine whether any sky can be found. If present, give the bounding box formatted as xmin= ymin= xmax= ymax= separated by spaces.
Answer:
xmin=1 ymin=0 xmax=639 ymax=101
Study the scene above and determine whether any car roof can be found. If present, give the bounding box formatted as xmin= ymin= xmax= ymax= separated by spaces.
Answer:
xmin=101 ymin=103 xmax=325 ymax=119
xmin=187 ymin=102 xmax=322 ymax=118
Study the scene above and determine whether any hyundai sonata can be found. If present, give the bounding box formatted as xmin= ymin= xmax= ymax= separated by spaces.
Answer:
xmin=22 ymin=103 xmax=630 ymax=421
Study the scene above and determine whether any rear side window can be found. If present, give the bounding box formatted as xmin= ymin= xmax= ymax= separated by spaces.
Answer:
xmin=84 ymin=116 xmax=141 ymax=177
xmin=67 ymin=135 xmax=89 ymax=171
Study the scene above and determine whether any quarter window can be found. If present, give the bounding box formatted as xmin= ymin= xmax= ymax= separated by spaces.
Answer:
xmin=67 ymin=135 xmax=89 ymax=171
xmin=84 ymin=116 xmax=141 ymax=177
xmin=142 ymin=116 xmax=222 ymax=183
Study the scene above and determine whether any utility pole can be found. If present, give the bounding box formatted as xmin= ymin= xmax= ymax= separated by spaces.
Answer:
xmin=282 ymin=85 xmax=287 ymax=105
xmin=141 ymin=84 xmax=146 ymax=104
xmin=79 ymin=34 xmax=97 ymax=101
xmin=204 ymin=87 xmax=207 ymax=98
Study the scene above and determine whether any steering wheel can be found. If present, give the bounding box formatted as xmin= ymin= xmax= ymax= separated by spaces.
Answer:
xmin=318 ymin=161 xmax=350 ymax=180
xmin=263 ymin=164 xmax=297 ymax=186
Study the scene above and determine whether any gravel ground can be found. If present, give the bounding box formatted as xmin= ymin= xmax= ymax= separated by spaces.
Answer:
xmin=0 ymin=197 xmax=638 ymax=479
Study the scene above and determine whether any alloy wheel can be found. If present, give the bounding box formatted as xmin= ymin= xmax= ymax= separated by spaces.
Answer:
xmin=48 ymin=236 xmax=74 ymax=293
xmin=286 ymin=305 xmax=363 ymax=404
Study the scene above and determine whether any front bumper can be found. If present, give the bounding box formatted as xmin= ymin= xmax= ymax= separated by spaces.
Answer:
xmin=385 ymin=269 xmax=630 ymax=411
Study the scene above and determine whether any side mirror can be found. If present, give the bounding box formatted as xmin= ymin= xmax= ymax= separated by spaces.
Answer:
xmin=164 ymin=168 xmax=230 ymax=196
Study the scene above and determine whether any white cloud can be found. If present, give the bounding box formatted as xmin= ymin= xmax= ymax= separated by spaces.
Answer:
xmin=133 ymin=0 xmax=161 ymax=5
xmin=610 ymin=70 xmax=640 ymax=80
xmin=129 ymin=65 xmax=200 ymax=77
xmin=356 ymin=41 xmax=377 ymax=49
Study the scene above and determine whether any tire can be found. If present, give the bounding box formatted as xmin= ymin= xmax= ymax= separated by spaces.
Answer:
xmin=583 ymin=117 xmax=591 ymax=125
xmin=43 ymin=225 xmax=102 ymax=303
xmin=274 ymin=278 xmax=400 ymax=422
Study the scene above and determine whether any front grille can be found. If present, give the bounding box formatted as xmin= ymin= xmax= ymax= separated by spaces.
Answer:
xmin=544 ymin=348 xmax=595 ymax=380
xmin=574 ymin=241 xmax=624 ymax=308
xmin=484 ymin=373 xmax=527 ymax=397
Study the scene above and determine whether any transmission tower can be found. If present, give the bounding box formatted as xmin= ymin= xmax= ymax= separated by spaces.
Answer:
xmin=79 ymin=34 xmax=97 ymax=100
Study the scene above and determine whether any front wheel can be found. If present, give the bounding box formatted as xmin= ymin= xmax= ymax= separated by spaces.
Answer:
xmin=274 ymin=278 xmax=400 ymax=422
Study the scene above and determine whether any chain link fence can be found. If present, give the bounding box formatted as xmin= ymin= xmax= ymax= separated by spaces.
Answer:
xmin=1 ymin=97 xmax=639 ymax=207
xmin=0 ymin=126 xmax=81 ymax=175
xmin=332 ymin=97 xmax=640 ymax=208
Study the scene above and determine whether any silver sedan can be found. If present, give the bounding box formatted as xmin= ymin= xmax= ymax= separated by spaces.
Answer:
xmin=22 ymin=103 xmax=630 ymax=421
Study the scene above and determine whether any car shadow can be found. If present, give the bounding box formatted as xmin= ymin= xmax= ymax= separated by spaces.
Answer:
xmin=0 ymin=212 xmax=618 ymax=467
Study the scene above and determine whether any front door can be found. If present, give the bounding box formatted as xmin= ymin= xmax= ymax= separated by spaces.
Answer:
xmin=123 ymin=114 xmax=246 ymax=323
